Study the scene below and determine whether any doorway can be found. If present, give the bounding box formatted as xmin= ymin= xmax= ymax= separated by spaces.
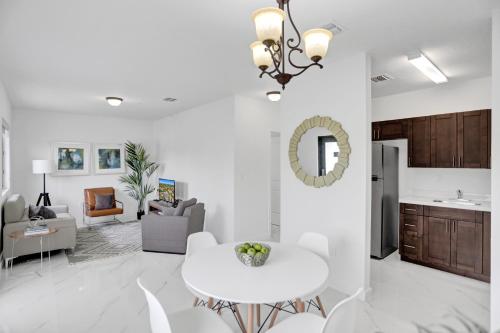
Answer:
xmin=270 ymin=132 xmax=281 ymax=241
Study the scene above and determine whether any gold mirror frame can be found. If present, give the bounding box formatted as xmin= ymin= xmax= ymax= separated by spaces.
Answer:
xmin=289 ymin=115 xmax=351 ymax=188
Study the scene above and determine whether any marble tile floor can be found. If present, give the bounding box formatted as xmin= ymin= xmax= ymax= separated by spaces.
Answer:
xmin=0 ymin=250 xmax=489 ymax=333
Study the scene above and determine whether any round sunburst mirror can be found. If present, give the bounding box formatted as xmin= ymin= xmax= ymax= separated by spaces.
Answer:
xmin=289 ymin=115 xmax=351 ymax=188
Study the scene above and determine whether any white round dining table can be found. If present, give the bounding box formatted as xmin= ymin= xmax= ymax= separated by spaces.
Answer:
xmin=182 ymin=242 xmax=329 ymax=333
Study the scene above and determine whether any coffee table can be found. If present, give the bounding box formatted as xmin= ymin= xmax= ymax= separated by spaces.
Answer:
xmin=7 ymin=227 xmax=59 ymax=273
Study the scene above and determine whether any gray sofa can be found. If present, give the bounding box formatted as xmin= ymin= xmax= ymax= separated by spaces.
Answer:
xmin=141 ymin=199 xmax=205 ymax=254
xmin=2 ymin=194 xmax=77 ymax=263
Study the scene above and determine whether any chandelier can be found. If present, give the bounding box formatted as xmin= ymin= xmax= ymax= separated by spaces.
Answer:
xmin=250 ymin=0 xmax=333 ymax=90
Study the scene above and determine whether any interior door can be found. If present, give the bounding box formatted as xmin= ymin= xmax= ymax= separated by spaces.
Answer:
xmin=452 ymin=220 xmax=482 ymax=273
xmin=424 ymin=216 xmax=451 ymax=267
xmin=431 ymin=113 xmax=457 ymax=168
xmin=408 ymin=117 xmax=431 ymax=167
xmin=458 ymin=110 xmax=489 ymax=168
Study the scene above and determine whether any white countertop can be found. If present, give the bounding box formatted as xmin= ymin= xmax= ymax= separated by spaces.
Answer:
xmin=400 ymin=196 xmax=491 ymax=212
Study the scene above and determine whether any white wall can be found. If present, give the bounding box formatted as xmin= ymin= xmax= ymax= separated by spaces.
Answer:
xmin=154 ymin=96 xmax=279 ymax=243
xmin=373 ymin=77 xmax=492 ymax=198
xmin=0 ymin=79 xmax=12 ymax=255
xmin=155 ymin=98 xmax=236 ymax=243
xmin=491 ymin=4 xmax=500 ymax=332
xmin=233 ymin=95 xmax=279 ymax=241
xmin=11 ymin=109 xmax=155 ymax=227
xmin=280 ymin=53 xmax=372 ymax=295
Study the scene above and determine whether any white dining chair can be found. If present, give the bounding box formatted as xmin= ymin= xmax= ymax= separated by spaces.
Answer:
xmin=137 ymin=278 xmax=234 ymax=333
xmin=185 ymin=232 xmax=218 ymax=308
xmin=298 ymin=232 xmax=330 ymax=317
xmin=267 ymin=288 xmax=363 ymax=333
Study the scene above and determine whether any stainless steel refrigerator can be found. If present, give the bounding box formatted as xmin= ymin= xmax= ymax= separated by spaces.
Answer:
xmin=371 ymin=143 xmax=399 ymax=259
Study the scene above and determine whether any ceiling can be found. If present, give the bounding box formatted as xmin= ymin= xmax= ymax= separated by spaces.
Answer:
xmin=0 ymin=0 xmax=495 ymax=119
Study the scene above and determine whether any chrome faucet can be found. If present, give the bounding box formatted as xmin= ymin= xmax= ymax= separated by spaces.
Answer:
xmin=457 ymin=189 xmax=464 ymax=200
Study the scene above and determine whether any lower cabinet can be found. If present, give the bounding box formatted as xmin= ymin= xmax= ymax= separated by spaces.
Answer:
xmin=400 ymin=203 xmax=490 ymax=282
xmin=423 ymin=217 xmax=451 ymax=267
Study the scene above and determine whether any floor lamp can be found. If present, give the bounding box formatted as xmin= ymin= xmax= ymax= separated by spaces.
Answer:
xmin=33 ymin=159 xmax=52 ymax=206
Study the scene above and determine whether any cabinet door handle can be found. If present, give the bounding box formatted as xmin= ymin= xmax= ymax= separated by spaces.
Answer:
xmin=405 ymin=208 xmax=417 ymax=212
xmin=408 ymin=157 xmax=411 ymax=167
xmin=404 ymin=245 xmax=416 ymax=249
xmin=404 ymin=223 xmax=416 ymax=227
xmin=453 ymin=156 xmax=455 ymax=167
xmin=378 ymin=129 xmax=381 ymax=140
xmin=459 ymin=156 xmax=462 ymax=167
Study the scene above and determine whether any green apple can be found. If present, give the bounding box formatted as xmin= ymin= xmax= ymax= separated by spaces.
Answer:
xmin=253 ymin=243 xmax=262 ymax=251
xmin=243 ymin=243 xmax=251 ymax=250
xmin=260 ymin=247 xmax=269 ymax=254
xmin=247 ymin=248 xmax=256 ymax=256
xmin=237 ymin=246 xmax=246 ymax=253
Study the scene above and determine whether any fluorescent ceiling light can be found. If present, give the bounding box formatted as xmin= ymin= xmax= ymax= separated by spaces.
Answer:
xmin=407 ymin=53 xmax=448 ymax=84
xmin=266 ymin=91 xmax=281 ymax=102
xmin=106 ymin=97 xmax=123 ymax=106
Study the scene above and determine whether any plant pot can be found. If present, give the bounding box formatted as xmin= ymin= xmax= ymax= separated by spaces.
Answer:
xmin=137 ymin=211 xmax=145 ymax=220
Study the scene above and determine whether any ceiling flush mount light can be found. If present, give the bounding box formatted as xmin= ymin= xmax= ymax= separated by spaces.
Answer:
xmin=267 ymin=91 xmax=281 ymax=102
xmin=250 ymin=0 xmax=333 ymax=89
xmin=407 ymin=52 xmax=448 ymax=84
xmin=106 ymin=97 xmax=123 ymax=106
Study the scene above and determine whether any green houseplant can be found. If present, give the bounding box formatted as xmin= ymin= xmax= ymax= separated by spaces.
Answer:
xmin=119 ymin=141 xmax=159 ymax=220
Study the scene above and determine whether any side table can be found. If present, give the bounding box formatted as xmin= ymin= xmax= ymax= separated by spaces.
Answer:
xmin=7 ymin=228 xmax=59 ymax=273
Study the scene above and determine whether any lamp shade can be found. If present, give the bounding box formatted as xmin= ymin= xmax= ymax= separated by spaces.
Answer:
xmin=32 ymin=160 xmax=52 ymax=174
xmin=251 ymin=7 xmax=285 ymax=44
xmin=250 ymin=41 xmax=274 ymax=70
xmin=303 ymin=28 xmax=333 ymax=62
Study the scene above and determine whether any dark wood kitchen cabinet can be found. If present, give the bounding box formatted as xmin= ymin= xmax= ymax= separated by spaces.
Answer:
xmin=458 ymin=110 xmax=489 ymax=168
xmin=483 ymin=212 xmax=491 ymax=276
xmin=431 ymin=113 xmax=457 ymax=168
xmin=452 ymin=219 xmax=482 ymax=274
xmin=400 ymin=203 xmax=490 ymax=282
xmin=423 ymin=216 xmax=451 ymax=266
xmin=408 ymin=117 xmax=431 ymax=167
xmin=372 ymin=109 xmax=490 ymax=169
xmin=372 ymin=119 xmax=408 ymax=141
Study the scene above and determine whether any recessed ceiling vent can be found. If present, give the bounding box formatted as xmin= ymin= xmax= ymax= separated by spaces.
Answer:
xmin=371 ymin=74 xmax=394 ymax=83
xmin=163 ymin=97 xmax=177 ymax=102
xmin=321 ymin=22 xmax=344 ymax=35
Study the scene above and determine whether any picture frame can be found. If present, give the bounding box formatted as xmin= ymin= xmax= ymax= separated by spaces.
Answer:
xmin=52 ymin=142 xmax=91 ymax=176
xmin=93 ymin=143 xmax=126 ymax=174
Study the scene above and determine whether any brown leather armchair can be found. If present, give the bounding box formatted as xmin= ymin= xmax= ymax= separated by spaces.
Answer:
xmin=83 ymin=187 xmax=124 ymax=227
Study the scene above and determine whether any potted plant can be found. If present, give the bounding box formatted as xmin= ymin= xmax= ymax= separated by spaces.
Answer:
xmin=119 ymin=141 xmax=159 ymax=220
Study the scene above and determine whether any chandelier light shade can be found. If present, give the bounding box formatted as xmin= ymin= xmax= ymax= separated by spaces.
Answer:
xmin=251 ymin=7 xmax=286 ymax=45
xmin=303 ymin=28 xmax=333 ymax=62
xmin=250 ymin=0 xmax=334 ymax=89
xmin=250 ymin=41 xmax=274 ymax=70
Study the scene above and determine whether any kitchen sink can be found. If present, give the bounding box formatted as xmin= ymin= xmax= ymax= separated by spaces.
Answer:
xmin=433 ymin=199 xmax=481 ymax=206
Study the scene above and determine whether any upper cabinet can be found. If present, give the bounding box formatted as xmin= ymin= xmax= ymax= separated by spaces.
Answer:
xmin=372 ymin=109 xmax=491 ymax=169
xmin=431 ymin=113 xmax=458 ymax=168
xmin=458 ymin=110 xmax=489 ymax=168
xmin=408 ymin=117 xmax=431 ymax=168
xmin=372 ymin=119 xmax=408 ymax=141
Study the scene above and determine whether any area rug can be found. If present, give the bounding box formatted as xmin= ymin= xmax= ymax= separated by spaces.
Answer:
xmin=66 ymin=220 xmax=142 ymax=264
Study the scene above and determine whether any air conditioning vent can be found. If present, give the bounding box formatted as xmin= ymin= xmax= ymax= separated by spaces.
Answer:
xmin=163 ymin=97 xmax=178 ymax=102
xmin=321 ymin=22 xmax=344 ymax=35
xmin=371 ymin=74 xmax=394 ymax=83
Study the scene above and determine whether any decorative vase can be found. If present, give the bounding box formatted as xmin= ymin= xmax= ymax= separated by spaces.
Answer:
xmin=137 ymin=211 xmax=145 ymax=220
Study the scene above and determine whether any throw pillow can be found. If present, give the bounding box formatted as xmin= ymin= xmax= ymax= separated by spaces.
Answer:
xmin=95 ymin=194 xmax=114 ymax=210
xmin=29 ymin=205 xmax=57 ymax=219
xmin=174 ymin=198 xmax=197 ymax=216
